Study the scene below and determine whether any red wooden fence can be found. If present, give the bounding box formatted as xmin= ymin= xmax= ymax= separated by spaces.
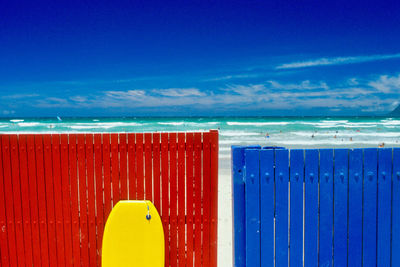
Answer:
xmin=0 ymin=131 xmax=218 ymax=267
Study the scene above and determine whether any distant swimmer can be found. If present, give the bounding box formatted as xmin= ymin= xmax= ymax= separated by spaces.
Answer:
xmin=350 ymin=137 xmax=353 ymax=141
xmin=379 ymin=142 xmax=385 ymax=148
xmin=311 ymin=134 xmax=314 ymax=138
xmin=334 ymin=135 xmax=337 ymax=139
xmin=265 ymin=133 xmax=270 ymax=138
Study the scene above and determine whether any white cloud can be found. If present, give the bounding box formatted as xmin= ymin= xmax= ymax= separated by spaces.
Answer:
xmin=276 ymin=53 xmax=400 ymax=69
xmin=1 ymin=93 xmax=40 ymax=99
xmin=368 ymin=74 xmax=400 ymax=93
xmin=267 ymin=80 xmax=329 ymax=90
xmin=154 ymin=88 xmax=205 ymax=97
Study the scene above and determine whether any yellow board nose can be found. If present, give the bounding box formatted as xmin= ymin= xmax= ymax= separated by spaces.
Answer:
xmin=102 ymin=201 xmax=164 ymax=267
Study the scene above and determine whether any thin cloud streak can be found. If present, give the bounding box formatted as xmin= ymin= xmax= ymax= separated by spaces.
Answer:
xmin=276 ymin=53 xmax=400 ymax=69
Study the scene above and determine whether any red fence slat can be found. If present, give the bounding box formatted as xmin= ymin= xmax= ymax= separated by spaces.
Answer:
xmin=94 ymin=134 xmax=103 ymax=267
xmin=111 ymin=134 xmax=120 ymax=206
xmin=202 ymin=133 xmax=211 ymax=267
xmin=194 ymin=133 xmax=202 ymax=267
xmin=209 ymin=130 xmax=218 ymax=267
xmin=86 ymin=134 xmax=97 ymax=267
xmin=161 ymin=133 xmax=170 ymax=267
xmin=18 ymin=135 xmax=34 ymax=267
xmin=35 ymin=135 xmax=50 ymax=267
xmin=68 ymin=134 xmax=80 ymax=267
xmin=153 ymin=133 xmax=161 ymax=210
xmin=136 ymin=133 xmax=144 ymax=200
xmin=177 ymin=133 xmax=186 ymax=267
xmin=0 ymin=137 xmax=10 ymax=267
xmin=119 ymin=134 xmax=128 ymax=200
xmin=77 ymin=134 xmax=89 ymax=267
xmin=128 ymin=134 xmax=136 ymax=200
xmin=51 ymin=134 xmax=66 ymax=267
xmin=170 ymin=133 xmax=178 ymax=267
xmin=186 ymin=133 xmax=194 ymax=267
xmin=145 ymin=133 xmax=153 ymax=201
xmin=102 ymin=134 xmax=112 ymax=219
xmin=60 ymin=135 xmax=73 ymax=267
xmin=10 ymin=135 xmax=27 ymax=267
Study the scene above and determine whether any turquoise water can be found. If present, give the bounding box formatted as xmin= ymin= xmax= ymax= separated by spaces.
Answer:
xmin=1 ymin=117 xmax=400 ymax=159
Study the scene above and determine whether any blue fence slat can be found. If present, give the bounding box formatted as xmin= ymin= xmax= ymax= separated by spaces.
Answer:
xmin=275 ymin=149 xmax=289 ymax=267
xmin=377 ymin=148 xmax=391 ymax=267
xmin=319 ymin=149 xmax=334 ymax=267
xmin=304 ymin=149 xmax=318 ymax=267
xmin=333 ymin=149 xmax=348 ymax=267
xmin=363 ymin=148 xmax=378 ymax=267
xmin=348 ymin=149 xmax=363 ymax=267
xmin=289 ymin=149 xmax=304 ymax=267
xmin=393 ymin=148 xmax=400 ymax=266
xmin=259 ymin=149 xmax=274 ymax=267
xmin=244 ymin=149 xmax=261 ymax=267
xmin=232 ymin=146 xmax=247 ymax=267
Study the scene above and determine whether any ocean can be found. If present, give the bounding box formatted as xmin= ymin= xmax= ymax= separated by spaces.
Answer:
xmin=1 ymin=116 xmax=400 ymax=163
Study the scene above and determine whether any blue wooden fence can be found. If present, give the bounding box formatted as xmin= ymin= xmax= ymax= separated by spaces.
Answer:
xmin=232 ymin=146 xmax=400 ymax=267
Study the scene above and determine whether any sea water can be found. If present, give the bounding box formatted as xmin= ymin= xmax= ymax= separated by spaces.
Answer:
xmin=1 ymin=116 xmax=400 ymax=161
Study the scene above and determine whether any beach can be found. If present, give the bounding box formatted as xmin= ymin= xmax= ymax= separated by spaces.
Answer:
xmin=2 ymin=116 xmax=400 ymax=266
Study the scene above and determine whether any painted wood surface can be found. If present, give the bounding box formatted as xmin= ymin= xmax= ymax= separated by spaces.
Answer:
xmin=232 ymin=147 xmax=399 ymax=267
xmin=0 ymin=131 xmax=218 ymax=267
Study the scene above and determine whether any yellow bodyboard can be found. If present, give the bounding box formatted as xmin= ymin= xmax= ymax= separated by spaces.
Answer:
xmin=102 ymin=201 xmax=164 ymax=267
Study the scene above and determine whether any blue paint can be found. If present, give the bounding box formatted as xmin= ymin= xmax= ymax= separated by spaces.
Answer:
xmin=319 ymin=149 xmax=334 ymax=267
xmin=363 ymin=148 xmax=378 ymax=267
xmin=259 ymin=149 xmax=274 ymax=267
xmin=305 ymin=150 xmax=319 ymax=267
xmin=244 ymin=149 xmax=261 ymax=267
xmin=231 ymin=147 xmax=396 ymax=267
xmin=393 ymin=148 xmax=400 ymax=267
xmin=289 ymin=149 xmax=304 ymax=267
xmin=348 ymin=149 xmax=363 ymax=267
xmin=377 ymin=148 xmax=391 ymax=267
xmin=275 ymin=149 xmax=289 ymax=267
xmin=333 ymin=149 xmax=348 ymax=267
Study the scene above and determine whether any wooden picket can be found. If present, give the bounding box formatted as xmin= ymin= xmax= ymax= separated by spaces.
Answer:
xmin=232 ymin=146 xmax=400 ymax=267
xmin=0 ymin=131 xmax=218 ymax=267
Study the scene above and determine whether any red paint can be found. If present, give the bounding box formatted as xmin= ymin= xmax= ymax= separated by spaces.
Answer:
xmin=209 ymin=130 xmax=219 ymax=267
xmin=94 ymin=134 xmax=104 ymax=267
xmin=136 ymin=133 xmax=144 ymax=200
xmin=85 ymin=134 xmax=97 ymax=267
xmin=68 ymin=135 xmax=81 ymax=267
xmin=127 ymin=134 xmax=136 ymax=200
xmin=0 ymin=137 xmax=10 ymax=267
xmin=161 ymin=133 xmax=170 ymax=267
xmin=77 ymin=134 xmax=89 ymax=267
xmin=153 ymin=133 xmax=161 ymax=211
xmin=51 ymin=134 xmax=66 ymax=267
xmin=177 ymin=133 xmax=186 ymax=267
xmin=170 ymin=133 xmax=178 ymax=267
xmin=145 ymin=133 xmax=153 ymax=201
xmin=202 ymin=133 xmax=211 ymax=267
xmin=111 ymin=134 xmax=120 ymax=206
xmin=18 ymin=135 xmax=34 ymax=267
xmin=186 ymin=133 xmax=194 ymax=267
xmin=60 ymin=135 xmax=73 ymax=267
xmin=119 ymin=134 xmax=128 ymax=200
xmin=0 ymin=131 xmax=218 ymax=267
xmin=194 ymin=133 xmax=202 ymax=267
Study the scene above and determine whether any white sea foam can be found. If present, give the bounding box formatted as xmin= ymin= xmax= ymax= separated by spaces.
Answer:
xmin=10 ymin=119 xmax=24 ymax=122
xmin=226 ymin=122 xmax=289 ymax=126
xmin=158 ymin=122 xmax=185 ymax=126
xmin=220 ymin=131 xmax=260 ymax=137
xmin=18 ymin=122 xmax=41 ymax=127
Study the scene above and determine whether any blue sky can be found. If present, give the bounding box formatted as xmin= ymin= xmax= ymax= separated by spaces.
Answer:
xmin=1 ymin=0 xmax=400 ymax=116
